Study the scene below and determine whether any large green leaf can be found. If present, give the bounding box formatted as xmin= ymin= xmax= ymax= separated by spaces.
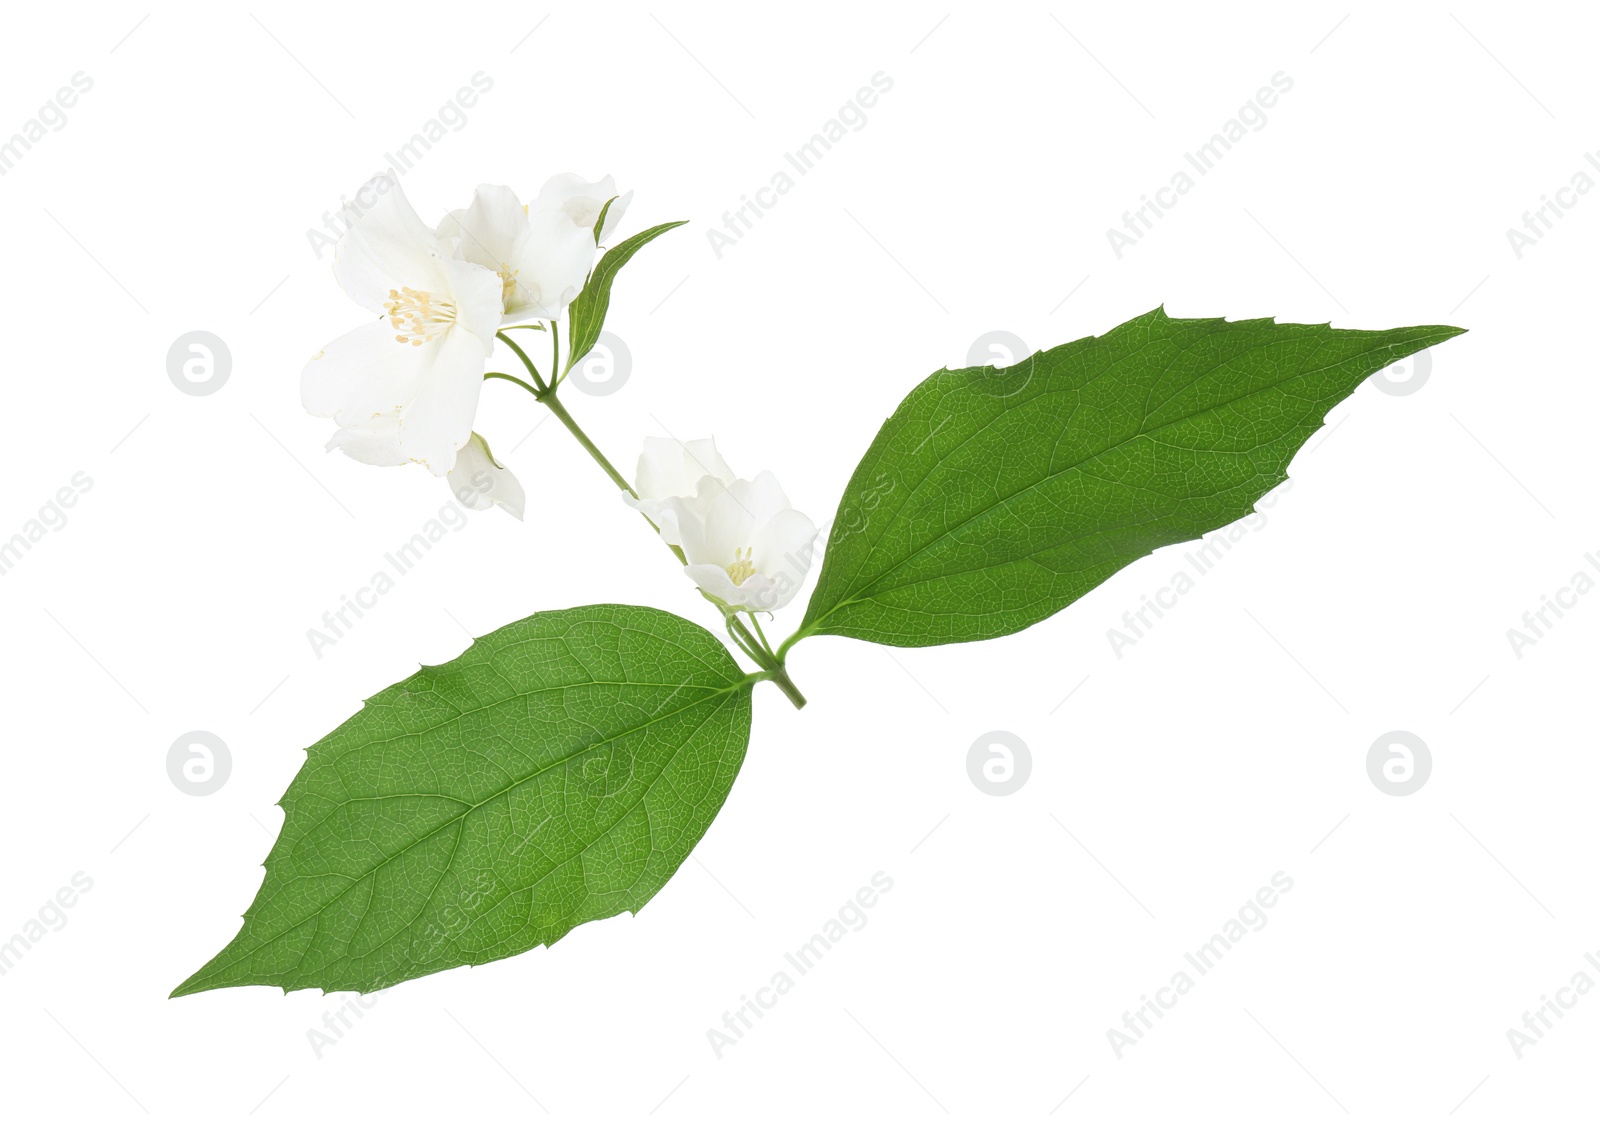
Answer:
xmin=793 ymin=308 xmax=1465 ymax=648
xmin=173 ymin=605 xmax=754 ymax=997
xmin=565 ymin=220 xmax=687 ymax=374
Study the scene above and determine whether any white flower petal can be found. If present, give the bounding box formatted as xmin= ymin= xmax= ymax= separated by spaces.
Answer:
xmin=535 ymin=172 xmax=619 ymax=233
xmin=437 ymin=183 xmax=527 ymax=270
xmin=750 ymin=508 xmax=818 ymax=608
xmin=684 ymin=562 xmax=782 ymax=613
xmin=448 ymin=432 xmax=525 ymax=519
xmin=684 ymin=562 xmax=739 ymax=604
xmin=508 ymin=207 xmax=599 ymax=320
xmin=668 ymin=480 xmax=728 ymax=565
xmin=395 ymin=327 xmax=493 ymax=475
xmin=740 ymin=470 xmax=794 ymax=522
xmin=700 ymin=479 xmax=764 ymax=565
xmin=302 ymin=319 xmax=432 ymax=425
xmin=332 ymin=176 xmax=449 ymax=313
xmin=625 ymin=495 xmax=681 ymax=545
xmin=738 ymin=575 xmax=784 ymax=611
xmin=631 ymin=490 xmax=704 ymax=555
xmin=437 ymin=255 xmax=505 ymax=351
xmin=326 ymin=411 xmax=406 ymax=467
xmin=682 ymin=562 xmax=742 ymax=605
xmin=634 ymin=437 xmax=736 ymax=500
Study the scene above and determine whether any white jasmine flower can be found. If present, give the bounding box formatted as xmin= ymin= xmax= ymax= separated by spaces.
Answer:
xmin=436 ymin=183 xmax=596 ymax=323
xmin=627 ymin=438 xmax=816 ymax=612
xmin=302 ymin=177 xmax=503 ymax=475
xmin=447 ymin=432 xmax=525 ymax=519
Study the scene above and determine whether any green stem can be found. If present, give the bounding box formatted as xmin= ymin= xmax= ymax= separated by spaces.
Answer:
xmin=746 ymin=612 xmax=774 ymax=654
xmin=485 ymin=371 xmax=541 ymax=397
xmin=728 ymin=615 xmax=806 ymax=708
xmin=721 ymin=611 xmax=764 ymax=664
xmin=776 ymin=623 xmax=815 ymax=664
xmin=540 ymin=394 xmax=625 ymax=491
xmin=760 ymin=666 xmax=807 ymax=710
xmin=496 ymin=331 xmax=546 ymax=390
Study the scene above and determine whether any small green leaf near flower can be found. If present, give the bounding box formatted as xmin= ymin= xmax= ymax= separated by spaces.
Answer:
xmin=564 ymin=220 xmax=688 ymax=376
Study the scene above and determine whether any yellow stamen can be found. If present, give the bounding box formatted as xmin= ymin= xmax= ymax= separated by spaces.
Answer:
xmin=725 ymin=547 xmax=756 ymax=586
xmin=496 ymin=262 xmax=520 ymax=308
xmin=384 ymin=286 xmax=457 ymax=346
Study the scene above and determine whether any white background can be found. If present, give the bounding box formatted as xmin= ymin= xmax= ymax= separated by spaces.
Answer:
xmin=1 ymin=1 xmax=1594 ymax=1124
